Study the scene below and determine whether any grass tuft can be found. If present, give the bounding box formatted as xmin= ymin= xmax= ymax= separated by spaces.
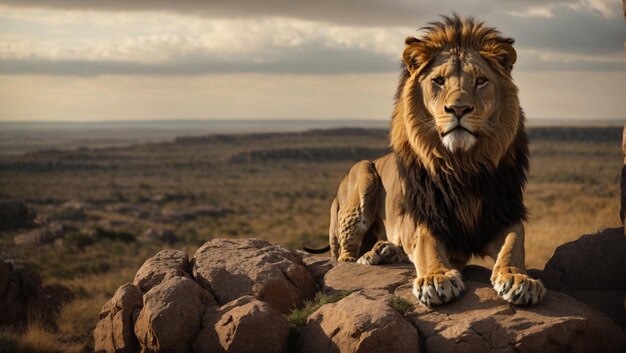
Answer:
xmin=388 ymin=296 xmax=412 ymax=315
xmin=286 ymin=290 xmax=352 ymax=352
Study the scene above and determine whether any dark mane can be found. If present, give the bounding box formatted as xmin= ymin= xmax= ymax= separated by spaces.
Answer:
xmin=395 ymin=122 xmax=529 ymax=255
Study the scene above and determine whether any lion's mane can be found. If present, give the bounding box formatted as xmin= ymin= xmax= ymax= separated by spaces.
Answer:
xmin=390 ymin=14 xmax=529 ymax=255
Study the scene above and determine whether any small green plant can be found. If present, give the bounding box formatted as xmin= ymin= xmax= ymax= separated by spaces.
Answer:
xmin=286 ymin=291 xmax=351 ymax=352
xmin=388 ymin=296 xmax=412 ymax=315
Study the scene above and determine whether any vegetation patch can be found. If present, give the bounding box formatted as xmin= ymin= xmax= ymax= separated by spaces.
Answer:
xmin=286 ymin=290 xmax=351 ymax=352
xmin=388 ymin=296 xmax=412 ymax=315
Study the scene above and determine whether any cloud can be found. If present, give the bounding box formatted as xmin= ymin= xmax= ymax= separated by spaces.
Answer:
xmin=0 ymin=1 xmax=623 ymax=76
xmin=0 ymin=0 xmax=621 ymax=23
xmin=509 ymin=6 xmax=555 ymax=18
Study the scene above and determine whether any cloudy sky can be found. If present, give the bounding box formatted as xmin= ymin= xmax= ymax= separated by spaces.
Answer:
xmin=0 ymin=0 xmax=624 ymax=122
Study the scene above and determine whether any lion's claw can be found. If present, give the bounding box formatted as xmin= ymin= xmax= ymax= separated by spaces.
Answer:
xmin=492 ymin=268 xmax=545 ymax=305
xmin=413 ymin=269 xmax=465 ymax=306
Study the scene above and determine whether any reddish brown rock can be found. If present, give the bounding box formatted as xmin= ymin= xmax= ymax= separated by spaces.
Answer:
xmin=407 ymin=281 xmax=626 ymax=353
xmin=0 ymin=260 xmax=9 ymax=298
xmin=297 ymin=291 xmax=419 ymax=353
xmin=323 ymin=262 xmax=415 ymax=294
xmin=134 ymin=276 xmax=215 ymax=353
xmin=543 ymin=228 xmax=626 ymax=291
xmin=619 ymin=124 xmax=626 ymax=224
xmin=94 ymin=283 xmax=143 ymax=353
xmin=133 ymin=249 xmax=190 ymax=292
xmin=303 ymin=256 xmax=336 ymax=287
xmin=0 ymin=199 xmax=34 ymax=229
xmin=193 ymin=296 xmax=289 ymax=353
xmin=541 ymin=227 xmax=626 ymax=329
xmin=0 ymin=258 xmax=71 ymax=329
xmin=192 ymin=238 xmax=315 ymax=313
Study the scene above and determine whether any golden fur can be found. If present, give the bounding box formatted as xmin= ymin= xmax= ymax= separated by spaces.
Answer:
xmin=324 ymin=15 xmax=545 ymax=306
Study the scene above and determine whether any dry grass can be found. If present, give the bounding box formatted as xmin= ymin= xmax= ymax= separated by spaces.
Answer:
xmin=0 ymin=318 xmax=81 ymax=353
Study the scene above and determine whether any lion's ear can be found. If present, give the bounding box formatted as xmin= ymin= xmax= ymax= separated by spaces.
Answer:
xmin=482 ymin=40 xmax=517 ymax=75
xmin=402 ymin=37 xmax=429 ymax=74
xmin=498 ymin=42 xmax=517 ymax=73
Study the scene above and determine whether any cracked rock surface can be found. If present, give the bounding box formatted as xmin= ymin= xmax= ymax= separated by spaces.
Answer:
xmin=94 ymin=234 xmax=626 ymax=353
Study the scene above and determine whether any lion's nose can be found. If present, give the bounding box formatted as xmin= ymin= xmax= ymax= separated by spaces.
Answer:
xmin=444 ymin=105 xmax=474 ymax=119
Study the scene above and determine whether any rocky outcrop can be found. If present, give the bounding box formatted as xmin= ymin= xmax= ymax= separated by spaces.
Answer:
xmin=93 ymin=283 xmax=143 ymax=353
xmin=94 ymin=238 xmax=315 ymax=353
xmin=0 ymin=199 xmax=35 ymax=229
xmin=134 ymin=276 xmax=214 ymax=353
xmin=193 ymin=296 xmax=289 ymax=353
xmin=0 ymin=258 xmax=70 ymax=327
xmin=409 ymin=281 xmax=624 ymax=353
xmin=619 ymin=124 xmax=626 ymax=228
xmin=297 ymin=290 xmax=419 ymax=353
xmin=132 ymin=249 xmax=191 ymax=292
xmin=94 ymin=235 xmax=626 ymax=353
xmin=192 ymin=238 xmax=316 ymax=313
xmin=540 ymin=227 xmax=626 ymax=329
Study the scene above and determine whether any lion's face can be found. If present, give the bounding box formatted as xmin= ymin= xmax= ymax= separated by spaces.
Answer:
xmin=418 ymin=50 xmax=499 ymax=153
xmin=393 ymin=20 xmax=522 ymax=172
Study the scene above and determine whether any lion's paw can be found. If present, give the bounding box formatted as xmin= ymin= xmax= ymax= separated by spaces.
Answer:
xmin=337 ymin=253 xmax=357 ymax=262
xmin=492 ymin=268 xmax=545 ymax=305
xmin=413 ymin=269 xmax=465 ymax=306
xmin=356 ymin=251 xmax=381 ymax=265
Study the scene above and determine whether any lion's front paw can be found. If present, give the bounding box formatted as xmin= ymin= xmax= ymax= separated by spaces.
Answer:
xmin=492 ymin=267 xmax=545 ymax=305
xmin=412 ymin=269 xmax=465 ymax=306
xmin=337 ymin=253 xmax=357 ymax=262
xmin=356 ymin=251 xmax=381 ymax=265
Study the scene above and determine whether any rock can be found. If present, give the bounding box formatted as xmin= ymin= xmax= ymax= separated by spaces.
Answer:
xmin=303 ymin=257 xmax=336 ymax=287
xmin=0 ymin=260 xmax=10 ymax=297
xmin=0 ymin=258 xmax=69 ymax=327
xmin=133 ymin=249 xmax=191 ymax=292
xmin=0 ymin=199 xmax=35 ymax=229
xmin=297 ymin=291 xmax=419 ymax=353
xmin=137 ymin=228 xmax=178 ymax=244
xmin=541 ymin=227 xmax=626 ymax=329
xmin=543 ymin=228 xmax=626 ymax=291
xmin=14 ymin=222 xmax=74 ymax=246
xmin=621 ymin=124 xmax=626 ymax=225
xmin=134 ymin=276 xmax=215 ymax=353
xmin=94 ymin=283 xmax=143 ymax=353
xmin=193 ymin=296 xmax=289 ymax=353
xmin=192 ymin=238 xmax=316 ymax=313
xmin=407 ymin=281 xmax=626 ymax=353
xmin=94 ymin=237 xmax=626 ymax=353
xmin=323 ymin=262 xmax=415 ymax=294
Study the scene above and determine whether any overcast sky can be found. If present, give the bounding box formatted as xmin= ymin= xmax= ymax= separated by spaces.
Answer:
xmin=0 ymin=0 xmax=624 ymax=121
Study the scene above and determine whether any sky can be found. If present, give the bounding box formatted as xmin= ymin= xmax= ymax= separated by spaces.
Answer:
xmin=0 ymin=0 xmax=624 ymax=122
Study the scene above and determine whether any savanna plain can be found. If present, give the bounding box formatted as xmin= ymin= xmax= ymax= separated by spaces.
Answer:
xmin=0 ymin=125 xmax=623 ymax=352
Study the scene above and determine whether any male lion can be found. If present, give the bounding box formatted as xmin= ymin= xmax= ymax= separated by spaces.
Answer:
xmin=309 ymin=15 xmax=545 ymax=306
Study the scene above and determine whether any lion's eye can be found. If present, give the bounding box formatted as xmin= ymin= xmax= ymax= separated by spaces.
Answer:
xmin=476 ymin=76 xmax=488 ymax=86
xmin=432 ymin=76 xmax=445 ymax=86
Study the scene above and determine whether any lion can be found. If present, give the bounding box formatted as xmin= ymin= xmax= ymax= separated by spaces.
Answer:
xmin=306 ymin=15 xmax=545 ymax=306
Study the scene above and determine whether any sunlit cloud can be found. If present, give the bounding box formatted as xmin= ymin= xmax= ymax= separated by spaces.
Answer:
xmin=0 ymin=0 xmax=623 ymax=120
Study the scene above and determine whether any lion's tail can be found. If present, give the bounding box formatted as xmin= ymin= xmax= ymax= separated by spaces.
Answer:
xmin=302 ymin=197 xmax=339 ymax=257
xmin=302 ymin=245 xmax=331 ymax=254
